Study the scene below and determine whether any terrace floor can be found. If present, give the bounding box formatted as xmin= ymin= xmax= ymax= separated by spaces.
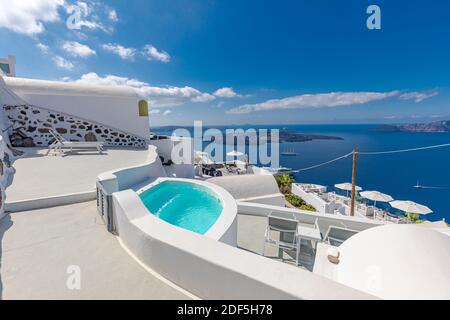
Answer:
xmin=237 ymin=214 xmax=316 ymax=271
xmin=6 ymin=147 xmax=152 ymax=202
xmin=0 ymin=201 xmax=190 ymax=300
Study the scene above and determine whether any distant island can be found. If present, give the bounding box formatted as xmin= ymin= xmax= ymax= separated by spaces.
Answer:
xmin=276 ymin=130 xmax=343 ymax=143
xmin=151 ymin=126 xmax=344 ymax=143
xmin=372 ymin=120 xmax=450 ymax=133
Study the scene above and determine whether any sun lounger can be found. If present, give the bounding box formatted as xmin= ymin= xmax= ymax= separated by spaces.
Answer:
xmin=48 ymin=129 xmax=104 ymax=154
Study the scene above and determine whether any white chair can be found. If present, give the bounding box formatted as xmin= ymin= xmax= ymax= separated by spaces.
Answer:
xmin=48 ymin=129 xmax=104 ymax=155
xmin=296 ymin=217 xmax=322 ymax=260
xmin=263 ymin=211 xmax=299 ymax=264
xmin=323 ymin=225 xmax=358 ymax=247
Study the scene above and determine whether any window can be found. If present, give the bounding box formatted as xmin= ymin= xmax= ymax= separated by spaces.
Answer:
xmin=138 ymin=100 xmax=149 ymax=117
xmin=0 ymin=63 xmax=10 ymax=74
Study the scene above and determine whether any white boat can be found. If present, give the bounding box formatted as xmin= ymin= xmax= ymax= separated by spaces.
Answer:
xmin=280 ymin=148 xmax=297 ymax=156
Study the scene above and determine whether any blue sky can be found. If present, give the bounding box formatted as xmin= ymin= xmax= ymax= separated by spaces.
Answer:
xmin=1 ymin=0 xmax=450 ymax=126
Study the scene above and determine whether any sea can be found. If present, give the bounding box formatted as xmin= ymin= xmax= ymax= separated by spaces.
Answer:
xmin=152 ymin=124 xmax=450 ymax=222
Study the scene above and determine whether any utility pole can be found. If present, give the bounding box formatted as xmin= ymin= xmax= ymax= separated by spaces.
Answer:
xmin=350 ymin=147 xmax=358 ymax=216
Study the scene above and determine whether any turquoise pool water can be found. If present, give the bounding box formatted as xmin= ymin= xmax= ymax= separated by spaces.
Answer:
xmin=139 ymin=181 xmax=223 ymax=234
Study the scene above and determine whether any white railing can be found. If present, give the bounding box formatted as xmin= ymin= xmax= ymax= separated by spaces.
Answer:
xmin=237 ymin=202 xmax=383 ymax=236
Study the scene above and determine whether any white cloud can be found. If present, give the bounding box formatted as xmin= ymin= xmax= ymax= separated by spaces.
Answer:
xmin=62 ymin=41 xmax=96 ymax=57
xmin=214 ymin=87 xmax=239 ymax=98
xmin=149 ymin=109 xmax=160 ymax=114
xmin=399 ymin=90 xmax=438 ymax=103
xmin=0 ymin=1 xmax=118 ymax=36
xmin=108 ymin=9 xmax=118 ymax=22
xmin=52 ymin=56 xmax=74 ymax=70
xmin=102 ymin=43 xmax=136 ymax=60
xmin=72 ymin=73 xmax=216 ymax=107
xmin=163 ymin=110 xmax=172 ymax=116
xmin=143 ymin=45 xmax=171 ymax=63
xmin=227 ymin=91 xmax=400 ymax=114
xmin=0 ymin=0 xmax=64 ymax=35
xmin=37 ymin=42 xmax=50 ymax=54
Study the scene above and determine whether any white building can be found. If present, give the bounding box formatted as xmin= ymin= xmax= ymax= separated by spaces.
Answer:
xmin=0 ymin=58 xmax=449 ymax=300
xmin=2 ymin=77 xmax=150 ymax=147
xmin=0 ymin=55 xmax=16 ymax=77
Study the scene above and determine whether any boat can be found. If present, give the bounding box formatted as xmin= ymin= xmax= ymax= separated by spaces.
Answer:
xmin=280 ymin=148 xmax=297 ymax=156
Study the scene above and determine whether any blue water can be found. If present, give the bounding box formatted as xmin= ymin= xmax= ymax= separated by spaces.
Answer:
xmin=275 ymin=124 xmax=450 ymax=222
xmin=139 ymin=181 xmax=223 ymax=234
xmin=152 ymin=124 xmax=450 ymax=222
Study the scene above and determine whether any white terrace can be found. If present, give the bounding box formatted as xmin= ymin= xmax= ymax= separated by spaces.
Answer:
xmin=5 ymin=146 xmax=155 ymax=212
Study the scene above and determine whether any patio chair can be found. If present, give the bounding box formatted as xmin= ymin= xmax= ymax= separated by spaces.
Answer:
xmin=48 ymin=129 xmax=104 ymax=155
xmin=263 ymin=211 xmax=299 ymax=264
xmin=323 ymin=225 xmax=359 ymax=247
xmin=297 ymin=217 xmax=322 ymax=253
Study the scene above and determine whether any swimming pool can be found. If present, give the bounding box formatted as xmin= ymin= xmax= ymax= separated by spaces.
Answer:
xmin=139 ymin=180 xmax=223 ymax=234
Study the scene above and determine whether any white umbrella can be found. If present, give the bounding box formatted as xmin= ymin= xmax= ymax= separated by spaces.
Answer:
xmin=227 ymin=150 xmax=244 ymax=157
xmin=360 ymin=191 xmax=394 ymax=207
xmin=389 ymin=200 xmax=432 ymax=215
xmin=335 ymin=182 xmax=362 ymax=197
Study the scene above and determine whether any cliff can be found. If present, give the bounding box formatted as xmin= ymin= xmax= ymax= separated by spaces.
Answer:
xmin=373 ymin=120 xmax=450 ymax=133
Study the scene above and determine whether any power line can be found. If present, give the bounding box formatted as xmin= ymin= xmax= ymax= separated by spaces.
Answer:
xmin=358 ymin=142 xmax=450 ymax=155
xmin=291 ymin=152 xmax=353 ymax=173
xmin=290 ymin=142 xmax=450 ymax=173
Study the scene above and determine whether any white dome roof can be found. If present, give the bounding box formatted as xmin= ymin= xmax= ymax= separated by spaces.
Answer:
xmin=336 ymin=224 xmax=450 ymax=299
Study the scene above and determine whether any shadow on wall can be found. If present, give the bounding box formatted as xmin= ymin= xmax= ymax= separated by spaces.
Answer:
xmin=0 ymin=214 xmax=13 ymax=299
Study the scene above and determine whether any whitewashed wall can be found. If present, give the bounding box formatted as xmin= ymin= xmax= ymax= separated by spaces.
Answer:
xmin=292 ymin=184 xmax=330 ymax=213
xmin=113 ymin=189 xmax=375 ymax=300
xmin=149 ymin=137 xmax=195 ymax=178
xmin=0 ymin=79 xmax=16 ymax=219
xmin=4 ymin=77 xmax=150 ymax=142
xmin=0 ymin=135 xmax=14 ymax=220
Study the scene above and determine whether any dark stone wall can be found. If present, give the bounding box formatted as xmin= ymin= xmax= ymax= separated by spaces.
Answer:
xmin=4 ymin=105 xmax=147 ymax=148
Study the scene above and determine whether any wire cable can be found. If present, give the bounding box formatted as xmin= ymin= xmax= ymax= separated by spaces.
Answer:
xmin=291 ymin=152 xmax=353 ymax=173
xmin=358 ymin=143 xmax=450 ymax=155
xmin=290 ymin=142 xmax=450 ymax=173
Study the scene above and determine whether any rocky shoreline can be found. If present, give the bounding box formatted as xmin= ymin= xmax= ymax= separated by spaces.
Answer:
xmin=372 ymin=120 xmax=450 ymax=133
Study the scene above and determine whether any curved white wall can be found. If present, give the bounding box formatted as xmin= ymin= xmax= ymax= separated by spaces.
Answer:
xmin=113 ymin=189 xmax=375 ymax=300
xmin=4 ymin=77 xmax=149 ymax=139
xmin=0 ymin=76 xmax=17 ymax=219
xmin=96 ymin=145 xmax=166 ymax=194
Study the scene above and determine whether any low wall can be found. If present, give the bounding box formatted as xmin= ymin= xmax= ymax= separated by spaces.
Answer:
xmin=0 ymin=135 xmax=15 ymax=219
xmin=96 ymin=145 xmax=166 ymax=230
xmin=292 ymin=184 xmax=329 ymax=213
xmin=97 ymin=145 xmax=166 ymax=194
xmin=114 ymin=189 xmax=375 ymax=300
xmin=5 ymin=190 xmax=95 ymax=213
xmin=238 ymin=193 xmax=285 ymax=207
xmin=237 ymin=202 xmax=383 ymax=235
